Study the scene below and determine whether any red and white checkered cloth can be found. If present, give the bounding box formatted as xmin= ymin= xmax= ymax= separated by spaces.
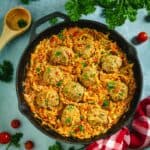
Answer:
xmin=86 ymin=97 xmax=150 ymax=150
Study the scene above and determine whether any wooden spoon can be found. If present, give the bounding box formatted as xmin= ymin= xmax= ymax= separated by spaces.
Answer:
xmin=0 ymin=7 xmax=32 ymax=51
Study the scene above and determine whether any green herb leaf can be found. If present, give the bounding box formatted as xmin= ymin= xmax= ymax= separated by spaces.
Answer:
xmin=48 ymin=141 xmax=63 ymax=150
xmin=65 ymin=117 xmax=72 ymax=124
xmin=17 ymin=19 xmax=27 ymax=28
xmin=86 ymin=45 xmax=91 ymax=49
xmin=55 ymin=51 xmax=62 ymax=57
xmin=68 ymin=146 xmax=75 ymax=150
xmin=46 ymin=67 xmax=51 ymax=73
xmin=65 ymin=0 xmax=95 ymax=21
xmin=83 ymin=73 xmax=89 ymax=80
xmin=49 ymin=17 xmax=58 ymax=25
xmin=0 ymin=60 xmax=13 ymax=82
xmin=97 ymin=0 xmax=117 ymax=8
xmin=102 ymin=99 xmax=109 ymax=107
xmin=36 ymin=67 xmax=41 ymax=74
xmin=65 ymin=0 xmax=150 ymax=28
xmin=67 ymin=105 xmax=74 ymax=110
xmin=79 ymin=125 xmax=84 ymax=131
xmin=81 ymin=62 xmax=87 ymax=68
xmin=56 ymin=80 xmax=63 ymax=87
xmin=6 ymin=133 xmax=23 ymax=150
xmin=107 ymin=81 xmax=115 ymax=91
xmin=20 ymin=0 xmax=29 ymax=4
xmin=58 ymin=30 xmax=64 ymax=39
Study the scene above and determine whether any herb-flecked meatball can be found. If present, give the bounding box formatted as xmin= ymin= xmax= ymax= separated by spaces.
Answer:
xmin=63 ymin=81 xmax=84 ymax=102
xmin=101 ymin=55 xmax=122 ymax=73
xmin=80 ymin=66 xmax=98 ymax=87
xmin=107 ymin=81 xmax=128 ymax=101
xmin=43 ymin=66 xmax=63 ymax=86
xmin=87 ymin=105 xmax=108 ymax=126
xmin=50 ymin=46 xmax=74 ymax=65
xmin=61 ymin=105 xmax=80 ymax=126
xmin=35 ymin=88 xmax=59 ymax=108
xmin=73 ymin=34 xmax=94 ymax=58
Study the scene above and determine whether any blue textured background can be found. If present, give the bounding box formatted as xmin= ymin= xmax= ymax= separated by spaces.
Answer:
xmin=0 ymin=1 xmax=150 ymax=150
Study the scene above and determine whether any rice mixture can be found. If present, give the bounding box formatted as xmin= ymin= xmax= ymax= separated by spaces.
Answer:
xmin=23 ymin=27 xmax=136 ymax=139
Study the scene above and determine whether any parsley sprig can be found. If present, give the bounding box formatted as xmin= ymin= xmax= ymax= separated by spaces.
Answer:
xmin=49 ymin=141 xmax=85 ymax=150
xmin=6 ymin=133 xmax=23 ymax=150
xmin=65 ymin=0 xmax=150 ymax=29
xmin=0 ymin=60 xmax=13 ymax=82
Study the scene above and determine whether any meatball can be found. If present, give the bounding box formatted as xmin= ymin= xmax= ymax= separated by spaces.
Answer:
xmin=63 ymin=81 xmax=84 ymax=102
xmin=35 ymin=88 xmax=59 ymax=108
xmin=87 ymin=105 xmax=108 ymax=126
xmin=107 ymin=81 xmax=128 ymax=101
xmin=61 ymin=105 xmax=80 ymax=126
xmin=43 ymin=66 xmax=63 ymax=86
xmin=80 ymin=66 xmax=98 ymax=87
xmin=50 ymin=46 xmax=74 ymax=65
xmin=74 ymin=34 xmax=94 ymax=58
xmin=101 ymin=55 xmax=122 ymax=73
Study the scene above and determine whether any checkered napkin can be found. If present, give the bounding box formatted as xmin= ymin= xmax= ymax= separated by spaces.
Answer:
xmin=86 ymin=97 xmax=150 ymax=150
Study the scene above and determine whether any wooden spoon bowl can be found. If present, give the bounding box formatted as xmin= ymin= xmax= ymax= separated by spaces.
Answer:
xmin=0 ymin=7 xmax=32 ymax=50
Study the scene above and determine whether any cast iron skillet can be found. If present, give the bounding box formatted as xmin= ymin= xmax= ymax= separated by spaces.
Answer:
xmin=16 ymin=12 xmax=143 ymax=144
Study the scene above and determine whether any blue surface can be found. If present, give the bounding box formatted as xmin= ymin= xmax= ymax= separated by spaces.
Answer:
xmin=0 ymin=1 xmax=150 ymax=150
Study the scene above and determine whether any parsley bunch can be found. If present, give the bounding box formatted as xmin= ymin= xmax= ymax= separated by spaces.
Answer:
xmin=65 ymin=0 xmax=150 ymax=29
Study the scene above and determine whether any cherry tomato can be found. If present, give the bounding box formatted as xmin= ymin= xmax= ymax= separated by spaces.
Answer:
xmin=136 ymin=32 xmax=148 ymax=43
xmin=24 ymin=140 xmax=34 ymax=150
xmin=0 ymin=132 xmax=11 ymax=144
xmin=11 ymin=119 xmax=21 ymax=129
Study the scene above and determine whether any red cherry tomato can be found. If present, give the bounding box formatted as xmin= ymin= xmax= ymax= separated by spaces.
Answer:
xmin=0 ymin=132 xmax=11 ymax=144
xmin=24 ymin=140 xmax=34 ymax=150
xmin=11 ymin=119 xmax=21 ymax=129
xmin=136 ymin=32 xmax=148 ymax=42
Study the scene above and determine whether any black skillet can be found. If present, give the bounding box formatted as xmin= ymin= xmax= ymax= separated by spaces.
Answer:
xmin=16 ymin=12 xmax=143 ymax=144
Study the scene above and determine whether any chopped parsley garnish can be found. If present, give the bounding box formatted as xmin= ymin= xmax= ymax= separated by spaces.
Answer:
xmin=107 ymin=81 xmax=116 ymax=91
xmin=65 ymin=117 xmax=71 ymax=124
xmin=83 ymin=73 xmax=89 ymax=80
xmin=17 ymin=19 xmax=27 ymax=28
xmin=56 ymin=80 xmax=63 ymax=87
xmin=86 ymin=45 xmax=91 ymax=49
xmin=46 ymin=67 xmax=51 ymax=73
xmin=0 ymin=60 xmax=13 ymax=82
xmin=58 ymin=30 xmax=64 ymax=39
xmin=67 ymin=105 xmax=74 ymax=110
xmin=55 ymin=51 xmax=62 ymax=57
xmin=49 ymin=17 xmax=58 ymax=25
xmin=90 ymin=73 xmax=96 ymax=77
xmin=64 ymin=87 xmax=69 ymax=93
xmin=80 ymin=115 xmax=84 ymax=120
xmin=119 ymin=92 xmax=124 ymax=96
xmin=102 ymin=99 xmax=109 ymax=107
xmin=45 ymin=99 xmax=49 ymax=106
xmin=78 ymin=93 xmax=82 ymax=96
xmin=79 ymin=125 xmax=84 ymax=131
xmin=36 ymin=67 xmax=41 ymax=74
xmin=81 ymin=62 xmax=87 ymax=68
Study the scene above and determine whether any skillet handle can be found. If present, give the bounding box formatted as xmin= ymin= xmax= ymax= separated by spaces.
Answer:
xmin=29 ymin=11 xmax=70 ymax=42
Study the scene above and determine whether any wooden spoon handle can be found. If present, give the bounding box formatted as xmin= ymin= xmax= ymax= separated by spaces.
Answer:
xmin=0 ymin=25 xmax=16 ymax=51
